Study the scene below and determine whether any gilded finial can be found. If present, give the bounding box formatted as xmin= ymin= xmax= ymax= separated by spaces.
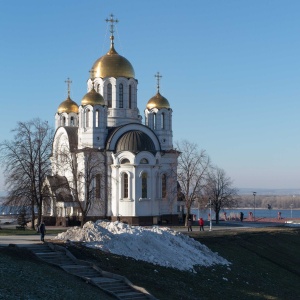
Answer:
xmin=64 ymin=77 xmax=72 ymax=98
xmin=89 ymin=69 xmax=96 ymax=90
xmin=105 ymin=14 xmax=119 ymax=47
xmin=154 ymin=72 xmax=162 ymax=93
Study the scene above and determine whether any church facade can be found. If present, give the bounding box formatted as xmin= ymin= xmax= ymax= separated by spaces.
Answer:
xmin=44 ymin=16 xmax=179 ymax=226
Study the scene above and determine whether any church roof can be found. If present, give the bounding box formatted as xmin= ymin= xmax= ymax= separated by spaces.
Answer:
xmin=45 ymin=175 xmax=73 ymax=202
xmin=115 ymin=130 xmax=156 ymax=153
xmin=81 ymin=88 xmax=105 ymax=106
xmin=62 ymin=127 xmax=78 ymax=152
xmin=91 ymin=44 xmax=135 ymax=79
xmin=57 ymin=96 xmax=79 ymax=114
xmin=146 ymin=91 xmax=170 ymax=110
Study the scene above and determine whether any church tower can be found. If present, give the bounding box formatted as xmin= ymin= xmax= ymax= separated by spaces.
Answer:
xmin=55 ymin=78 xmax=79 ymax=129
xmin=145 ymin=72 xmax=173 ymax=150
xmin=86 ymin=14 xmax=141 ymax=128
xmin=77 ymin=84 xmax=108 ymax=149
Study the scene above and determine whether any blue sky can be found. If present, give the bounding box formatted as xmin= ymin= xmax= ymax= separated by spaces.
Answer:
xmin=1 ymin=0 xmax=300 ymax=191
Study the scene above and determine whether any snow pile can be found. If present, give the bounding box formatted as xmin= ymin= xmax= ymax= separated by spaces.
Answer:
xmin=54 ymin=220 xmax=230 ymax=272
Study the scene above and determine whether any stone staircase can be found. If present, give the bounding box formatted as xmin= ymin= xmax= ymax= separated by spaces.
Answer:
xmin=21 ymin=243 xmax=156 ymax=300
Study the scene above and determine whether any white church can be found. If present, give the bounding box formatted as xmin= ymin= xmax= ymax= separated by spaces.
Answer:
xmin=43 ymin=15 xmax=180 ymax=226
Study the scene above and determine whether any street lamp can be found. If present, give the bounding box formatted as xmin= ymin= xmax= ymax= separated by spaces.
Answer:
xmin=290 ymin=204 xmax=294 ymax=218
xmin=253 ymin=192 xmax=256 ymax=221
xmin=209 ymin=198 xmax=212 ymax=231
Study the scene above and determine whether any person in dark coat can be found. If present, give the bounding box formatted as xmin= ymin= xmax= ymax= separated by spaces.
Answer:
xmin=199 ymin=218 xmax=204 ymax=231
xmin=240 ymin=212 xmax=244 ymax=222
xmin=187 ymin=219 xmax=192 ymax=231
xmin=39 ymin=221 xmax=46 ymax=242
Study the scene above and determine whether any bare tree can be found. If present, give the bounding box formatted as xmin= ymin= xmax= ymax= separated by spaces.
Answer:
xmin=51 ymin=147 xmax=106 ymax=227
xmin=158 ymin=159 xmax=178 ymax=224
xmin=0 ymin=119 xmax=53 ymax=228
xmin=176 ymin=140 xmax=210 ymax=226
xmin=167 ymin=163 xmax=179 ymax=222
xmin=202 ymin=166 xmax=238 ymax=224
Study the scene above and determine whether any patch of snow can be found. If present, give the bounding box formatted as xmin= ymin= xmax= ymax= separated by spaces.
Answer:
xmin=285 ymin=221 xmax=300 ymax=227
xmin=54 ymin=220 xmax=230 ymax=272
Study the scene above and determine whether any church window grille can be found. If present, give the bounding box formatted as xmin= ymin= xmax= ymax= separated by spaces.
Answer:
xmin=162 ymin=174 xmax=167 ymax=198
xmin=161 ymin=113 xmax=165 ymax=129
xmin=142 ymin=173 xmax=148 ymax=198
xmin=153 ymin=113 xmax=156 ymax=130
xmin=86 ymin=109 xmax=90 ymax=127
xmin=70 ymin=116 xmax=74 ymax=126
xmin=62 ymin=116 xmax=66 ymax=127
xmin=129 ymin=85 xmax=132 ymax=108
xmin=95 ymin=110 xmax=99 ymax=127
xmin=119 ymin=84 xmax=124 ymax=108
xmin=107 ymin=83 xmax=112 ymax=108
xmin=140 ymin=158 xmax=149 ymax=164
xmin=123 ymin=173 xmax=128 ymax=198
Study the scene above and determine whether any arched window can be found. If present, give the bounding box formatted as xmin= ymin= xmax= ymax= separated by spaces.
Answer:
xmin=121 ymin=158 xmax=130 ymax=164
xmin=162 ymin=174 xmax=167 ymax=198
xmin=107 ymin=83 xmax=112 ymax=108
xmin=70 ymin=116 xmax=74 ymax=126
xmin=142 ymin=173 xmax=148 ymax=198
xmin=161 ymin=113 xmax=165 ymax=129
xmin=153 ymin=113 xmax=156 ymax=130
xmin=85 ymin=109 xmax=90 ymax=127
xmin=123 ymin=173 xmax=129 ymax=198
xmin=97 ymin=84 xmax=100 ymax=93
xmin=119 ymin=84 xmax=123 ymax=108
xmin=140 ymin=158 xmax=149 ymax=164
xmin=95 ymin=110 xmax=99 ymax=127
xmin=129 ymin=85 xmax=132 ymax=109
xmin=62 ymin=116 xmax=66 ymax=126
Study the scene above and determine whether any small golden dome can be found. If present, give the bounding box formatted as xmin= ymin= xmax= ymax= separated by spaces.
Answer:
xmin=57 ymin=96 xmax=79 ymax=114
xmin=146 ymin=92 xmax=170 ymax=110
xmin=91 ymin=45 xmax=135 ymax=79
xmin=81 ymin=88 xmax=105 ymax=106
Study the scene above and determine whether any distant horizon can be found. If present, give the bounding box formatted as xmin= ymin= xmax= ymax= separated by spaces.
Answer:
xmin=1 ymin=187 xmax=300 ymax=198
xmin=236 ymin=188 xmax=300 ymax=196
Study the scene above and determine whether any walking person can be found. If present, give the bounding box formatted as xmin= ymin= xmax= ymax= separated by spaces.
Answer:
xmin=39 ymin=221 xmax=46 ymax=242
xmin=199 ymin=217 xmax=204 ymax=231
xmin=187 ymin=218 xmax=193 ymax=231
xmin=240 ymin=212 xmax=244 ymax=222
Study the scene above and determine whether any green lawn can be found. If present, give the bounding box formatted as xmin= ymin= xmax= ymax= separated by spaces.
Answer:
xmin=64 ymin=226 xmax=300 ymax=300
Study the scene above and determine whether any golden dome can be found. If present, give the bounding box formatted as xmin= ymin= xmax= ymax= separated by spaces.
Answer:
xmin=91 ymin=44 xmax=135 ymax=79
xmin=146 ymin=92 xmax=170 ymax=110
xmin=57 ymin=96 xmax=79 ymax=114
xmin=81 ymin=88 xmax=105 ymax=106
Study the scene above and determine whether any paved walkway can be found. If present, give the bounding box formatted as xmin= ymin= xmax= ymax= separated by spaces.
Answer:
xmin=1 ymin=219 xmax=299 ymax=246
xmin=0 ymin=234 xmax=57 ymax=246
xmin=0 ymin=225 xmax=65 ymax=246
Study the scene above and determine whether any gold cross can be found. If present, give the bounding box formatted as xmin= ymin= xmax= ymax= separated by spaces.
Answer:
xmin=155 ymin=72 xmax=162 ymax=92
xmin=64 ymin=77 xmax=72 ymax=98
xmin=105 ymin=14 xmax=119 ymax=37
